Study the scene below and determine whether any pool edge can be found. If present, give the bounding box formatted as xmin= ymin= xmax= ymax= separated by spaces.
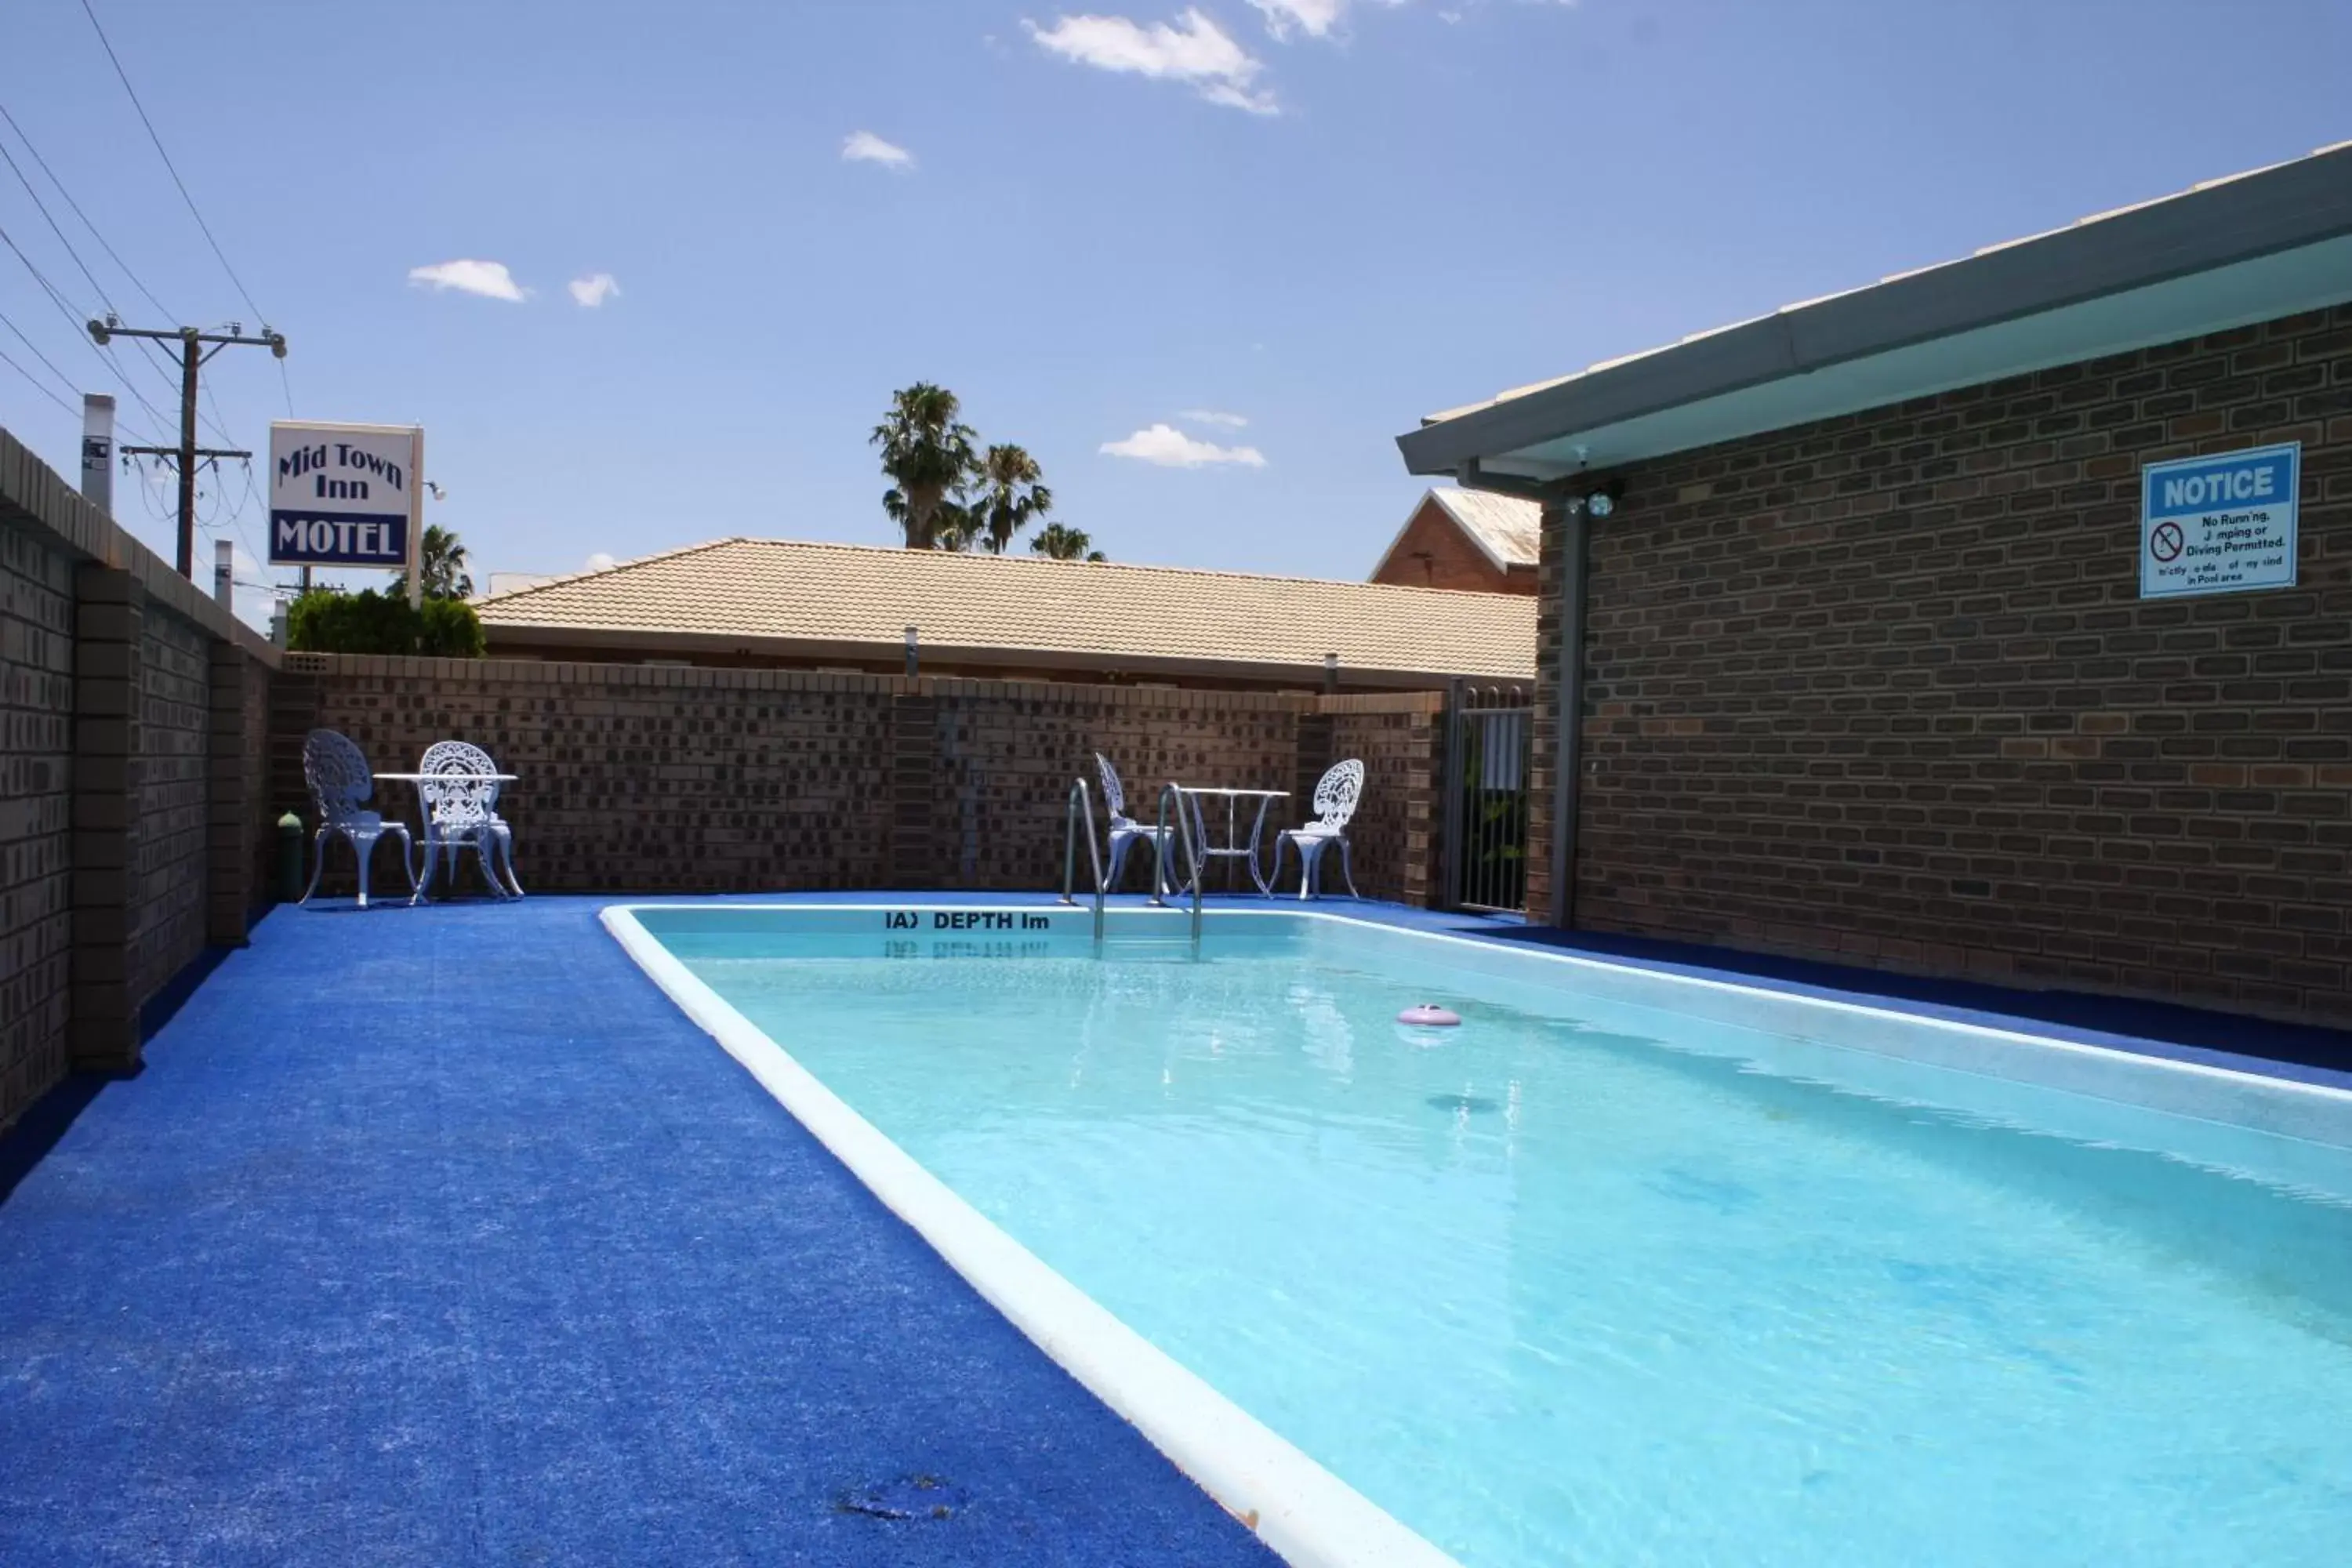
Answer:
xmin=600 ymin=904 xmax=1462 ymax=1568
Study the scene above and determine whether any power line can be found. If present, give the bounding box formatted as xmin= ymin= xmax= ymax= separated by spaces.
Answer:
xmin=0 ymin=303 xmax=82 ymax=400
xmin=78 ymin=0 xmax=267 ymax=325
xmin=0 ymin=217 xmax=176 ymax=432
xmin=0 ymin=100 xmax=173 ymax=320
xmin=0 ymin=110 xmax=249 ymax=449
xmin=214 ymin=452 xmax=266 ymax=565
xmin=0 ymin=340 xmax=77 ymax=416
xmin=0 ymin=99 xmax=240 ymax=448
xmin=0 ymin=299 xmax=163 ymax=445
xmin=0 ymin=129 xmax=191 ymax=419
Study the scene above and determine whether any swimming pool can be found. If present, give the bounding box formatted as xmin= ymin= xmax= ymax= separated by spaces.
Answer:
xmin=611 ymin=903 xmax=2352 ymax=1567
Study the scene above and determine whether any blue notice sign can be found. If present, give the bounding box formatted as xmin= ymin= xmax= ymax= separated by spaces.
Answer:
xmin=2140 ymin=442 xmax=2299 ymax=598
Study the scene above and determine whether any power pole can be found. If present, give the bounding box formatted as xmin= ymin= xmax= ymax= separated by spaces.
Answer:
xmin=86 ymin=317 xmax=286 ymax=579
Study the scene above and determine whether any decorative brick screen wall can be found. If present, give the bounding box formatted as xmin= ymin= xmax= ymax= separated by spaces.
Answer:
xmin=930 ymin=684 xmax=1305 ymax=891
xmin=1531 ymin=305 xmax=2352 ymax=1026
xmin=0 ymin=523 xmax=74 ymax=1130
xmin=274 ymin=659 xmax=902 ymax=894
xmin=271 ymin=656 xmax=1446 ymax=905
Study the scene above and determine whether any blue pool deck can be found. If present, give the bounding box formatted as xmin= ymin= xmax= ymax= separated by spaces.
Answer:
xmin=5 ymin=891 xmax=2348 ymax=1566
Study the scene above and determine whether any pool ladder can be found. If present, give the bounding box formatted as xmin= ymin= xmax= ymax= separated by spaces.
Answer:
xmin=1058 ymin=778 xmax=1203 ymax=956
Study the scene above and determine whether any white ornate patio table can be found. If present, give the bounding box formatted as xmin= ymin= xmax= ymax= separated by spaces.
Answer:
xmin=372 ymin=771 xmax=519 ymax=901
xmin=1159 ymin=786 xmax=1290 ymax=897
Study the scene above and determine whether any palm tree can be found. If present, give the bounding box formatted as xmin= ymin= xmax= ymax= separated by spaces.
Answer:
xmin=419 ymin=524 xmax=473 ymax=598
xmin=966 ymin=444 xmax=1053 ymax=554
xmin=1029 ymin=522 xmax=1105 ymax=562
xmin=871 ymin=383 xmax=978 ymax=550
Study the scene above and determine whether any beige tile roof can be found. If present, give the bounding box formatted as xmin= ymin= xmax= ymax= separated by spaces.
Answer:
xmin=477 ymin=537 xmax=1535 ymax=681
xmin=1425 ymin=488 xmax=1541 ymax=568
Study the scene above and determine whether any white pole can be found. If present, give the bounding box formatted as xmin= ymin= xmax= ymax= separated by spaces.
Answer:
xmin=213 ymin=538 xmax=234 ymax=612
xmin=81 ymin=394 xmax=115 ymax=514
xmin=406 ymin=425 xmax=425 ymax=608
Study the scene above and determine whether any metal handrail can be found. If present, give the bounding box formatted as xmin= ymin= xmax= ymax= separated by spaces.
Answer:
xmin=1148 ymin=782 xmax=1205 ymax=952
xmin=1057 ymin=777 xmax=1108 ymax=946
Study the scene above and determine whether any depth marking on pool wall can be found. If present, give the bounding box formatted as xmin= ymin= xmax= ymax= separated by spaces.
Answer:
xmin=883 ymin=911 xmax=1052 ymax=931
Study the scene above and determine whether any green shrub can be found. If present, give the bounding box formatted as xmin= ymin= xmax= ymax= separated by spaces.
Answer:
xmin=419 ymin=596 xmax=486 ymax=657
xmin=287 ymin=588 xmax=485 ymax=658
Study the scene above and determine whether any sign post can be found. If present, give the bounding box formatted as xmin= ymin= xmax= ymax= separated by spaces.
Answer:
xmin=267 ymin=421 xmax=425 ymax=602
xmin=407 ymin=427 xmax=424 ymax=608
xmin=2140 ymin=441 xmax=2299 ymax=600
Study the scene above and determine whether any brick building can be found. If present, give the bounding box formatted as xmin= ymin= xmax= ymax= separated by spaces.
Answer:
xmin=1367 ymin=488 xmax=1539 ymax=593
xmin=1396 ymin=144 xmax=2352 ymax=1026
xmin=475 ymin=536 xmax=1534 ymax=692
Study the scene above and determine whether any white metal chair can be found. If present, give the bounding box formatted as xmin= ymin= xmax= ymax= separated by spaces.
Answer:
xmin=1095 ymin=752 xmax=1178 ymax=894
xmin=1269 ymin=758 xmax=1365 ymax=900
xmin=415 ymin=739 xmax=523 ymax=901
xmin=299 ymin=728 xmax=418 ymax=909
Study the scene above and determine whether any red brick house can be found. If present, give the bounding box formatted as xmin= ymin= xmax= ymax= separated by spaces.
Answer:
xmin=1396 ymin=142 xmax=2352 ymax=1026
xmin=1368 ymin=488 xmax=1539 ymax=593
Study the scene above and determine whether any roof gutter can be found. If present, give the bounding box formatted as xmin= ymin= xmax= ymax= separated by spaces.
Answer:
xmin=1398 ymin=143 xmax=2352 ymax=476
xmin=475 ymin=621 xmax=1532 ymax=690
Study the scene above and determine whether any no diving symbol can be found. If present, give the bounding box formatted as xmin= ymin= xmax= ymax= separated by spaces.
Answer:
xmin=2151 ymin=521 xmax=2185 ymax=563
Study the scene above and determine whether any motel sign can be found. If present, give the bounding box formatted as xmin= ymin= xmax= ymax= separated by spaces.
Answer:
xmin=268 ymin=421 xmax=424 ymax=569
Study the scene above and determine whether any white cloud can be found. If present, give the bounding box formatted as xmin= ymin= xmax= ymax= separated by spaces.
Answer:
xmin=585 ymin=551 xmax=617 ymax=572
xmin=1178 ymin=408 xmax=1249 ymax=427
xmin=841 ymin=130 xmax=915 ymax=169
xmin=1027 ymin=10 xmax=1278 ymax=114
xmin=1247 ymin=0 xmax=1348 ymax=39
xmin=406 ymin=259 xmax=528 ymax=302
xmin=1102 ymin=423 xmax=1267 ymax=468
xmin=567 ymin=272 xmax=621 ymax=308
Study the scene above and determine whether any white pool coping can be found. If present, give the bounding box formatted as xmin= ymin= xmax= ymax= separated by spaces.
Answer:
xmin=606 ymin=898 xmax=2352 ymax=1567
xmin=602 ymin=903 xmax=1464 ymax=1568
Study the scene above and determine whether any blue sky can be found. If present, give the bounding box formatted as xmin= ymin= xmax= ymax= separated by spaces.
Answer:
xmin=3 ymin=0 xmax=2348 ymax=621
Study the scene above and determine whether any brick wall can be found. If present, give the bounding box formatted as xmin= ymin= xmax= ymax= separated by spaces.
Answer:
xmin=238 ymin=653 xmax=274 ymax=920
xmin=0 ymin=522 xmax=74 ymax=1130
xmin=1533 ymin=304 xmax=2352 ymax=1026
xmin=271 ymin=659 xmax=898 ymax=894
xmin=273 ymin=655 xmax=1445 ymax=906
xmin=931 ymin=684 xmax=1304 ymax=890
xmin=1370 ymin=497 xmax=1536 ymax=594
xmin=2 ymin=428 xmax=281 ymax=1134
xmin=1322 ymin=693 xmax=1445 ymax=904
xmin=130 ymin=608 xmax=210 ymax=1007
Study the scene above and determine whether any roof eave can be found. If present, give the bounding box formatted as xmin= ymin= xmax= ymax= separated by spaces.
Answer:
xmin=1397 ymin=144 xmax=2352 ymax=477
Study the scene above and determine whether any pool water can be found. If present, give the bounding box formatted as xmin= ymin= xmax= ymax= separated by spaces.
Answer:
xmin=659 ymin=913 xmax=2352 ymax=1566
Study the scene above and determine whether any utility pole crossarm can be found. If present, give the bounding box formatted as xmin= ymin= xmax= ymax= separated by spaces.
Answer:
xmin=86 ymin=320 xmax=287 ymax=354
xmin=120 ymin=445 xmax=250 ymax=459
xmin=86 ymin=317 xmax=288 ymax=578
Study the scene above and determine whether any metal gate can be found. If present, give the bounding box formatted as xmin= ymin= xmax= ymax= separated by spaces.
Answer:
xmin=1442 ymin=683 xmax=1534 ymax=915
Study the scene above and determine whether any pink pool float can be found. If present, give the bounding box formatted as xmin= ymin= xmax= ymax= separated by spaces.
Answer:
xmin=1396 ymin=1004 xmax=1461 ymax=1028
